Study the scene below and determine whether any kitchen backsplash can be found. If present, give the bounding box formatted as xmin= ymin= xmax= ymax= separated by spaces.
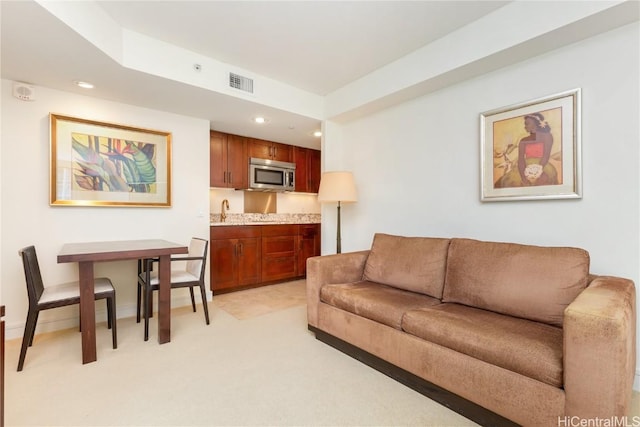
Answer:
xmin=210 ymin=213 xmax=321 ymax=225
xmin=210 ymin=188 xmax=320 ymax=226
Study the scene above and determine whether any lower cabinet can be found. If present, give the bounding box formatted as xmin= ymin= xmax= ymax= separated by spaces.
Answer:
xmin=210 ymin=224 xmax=320 ymax=294
xmin=298 ymin=224 xmax=320 ymax=277
xmin=261 ymin=225 xmax=298 ymax=283
xmin=210 ymin=226 xmax=261 ymax=292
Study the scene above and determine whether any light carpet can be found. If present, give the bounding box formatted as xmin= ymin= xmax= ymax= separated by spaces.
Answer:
xmin=4 ymin=281 xmax=478 ymax=427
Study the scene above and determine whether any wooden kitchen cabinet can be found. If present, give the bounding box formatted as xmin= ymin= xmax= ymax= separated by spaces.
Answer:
xmin=293 ymin=147 xmax=321 ymax=193
xmin=261 ymin=225 xmax=298 ymax=282
xmin=210 ymin=226 xmax=260 ymax=292
xmin=210 ymin=131 xmax=248 ymax=189
xmin=249 ymin=138 xmax=292 ymax=162
xmin=308 ymin=149 xmax=321 ymax=193
xmin=211 ymin=130 xmax=319 ymax=192
xmin=210 ymin=223 xmax=321 ymax=293
xmin=298 ymin=224 xmax=320 ymax=276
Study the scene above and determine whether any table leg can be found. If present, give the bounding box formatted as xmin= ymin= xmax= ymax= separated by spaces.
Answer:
xmin=78 ymin=261 xmax=97 ymax=364
xmin=157 ymin=254 xmax=171 ymax=344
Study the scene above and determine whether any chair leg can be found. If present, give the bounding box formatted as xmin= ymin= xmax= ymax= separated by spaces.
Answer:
xmin=136 ymin=281 xmax=142 ymax=323
xmin=147 ymin=288 xmax=154 ymax=319
xmin=28 ymin=311 xmax=39 ymax=346
xmin=143 ymin=285 xmax=151 ymax=341
xmin=189 ymin=287 xmax=196 ymax=312
xmin=18 ymin=309 xmax=39 ymax=371
xmin=106 ymin=298 xmax=112 ymax=330
xmin=108 ymin=294 xmax=117 ymax=349
xmin=199 ymin=284 xmax=210 ymax=325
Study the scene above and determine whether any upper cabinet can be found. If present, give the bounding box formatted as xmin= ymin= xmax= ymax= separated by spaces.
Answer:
xmin=308 ymin=149 xmax=321 ymax=193
xmin=248 ymin=138 xmax=292 ymax=162
xmin=210 ymin=130 xmax=319 ymax=193
xmin=210 ymin=131 xmax=248 ymax=189
xmin=293 ymin=147 xmax=321 ymax=193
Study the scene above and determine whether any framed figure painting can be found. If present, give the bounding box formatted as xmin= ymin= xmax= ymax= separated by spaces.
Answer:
xmin=480 ymin=89 xmax=581 ymax=202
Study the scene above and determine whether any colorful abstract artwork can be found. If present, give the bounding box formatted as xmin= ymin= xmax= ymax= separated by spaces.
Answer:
xmin=50 ymin=114 xmax=171 ymax=207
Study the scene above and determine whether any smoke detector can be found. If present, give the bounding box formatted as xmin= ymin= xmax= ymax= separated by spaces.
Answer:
xmin=12 ymin=82 xmax=35 ymax=101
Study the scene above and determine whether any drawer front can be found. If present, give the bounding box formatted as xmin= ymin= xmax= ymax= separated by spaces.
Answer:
xmin=262 ymin=235 xmax=296 ymax=255
xmin=261 ymin=224 xmax=298 ymax=237
xmin=210 ymin=225 xmax=261 ymax=239
xmin=262 ymin=255 xmax=297 ymax=282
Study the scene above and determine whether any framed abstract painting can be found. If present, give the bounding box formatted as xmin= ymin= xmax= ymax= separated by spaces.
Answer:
xmin=480 ymin=89 xmax=581 ymax=202
xmin=50 ymin=113 xmax=172 ymax=207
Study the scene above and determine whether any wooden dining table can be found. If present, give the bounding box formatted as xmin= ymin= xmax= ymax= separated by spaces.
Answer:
xmin=58 ymin=239 xmax=188 ymax=364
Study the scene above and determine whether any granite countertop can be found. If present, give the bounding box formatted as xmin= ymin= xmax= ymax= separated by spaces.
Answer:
xmin=210 ymin=213 xmax=321 ymax=226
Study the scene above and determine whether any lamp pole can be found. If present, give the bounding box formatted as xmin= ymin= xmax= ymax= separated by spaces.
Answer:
xmin=336 ymin=201 xmax=342 ymax=254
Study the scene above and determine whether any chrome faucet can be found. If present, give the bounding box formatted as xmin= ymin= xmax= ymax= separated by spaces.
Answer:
xmin=220 ymin=199 xmax=230 ymax=222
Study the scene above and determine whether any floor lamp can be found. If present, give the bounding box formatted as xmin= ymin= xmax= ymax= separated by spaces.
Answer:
xmin=317 ymin=171 xmax=358 ymax=254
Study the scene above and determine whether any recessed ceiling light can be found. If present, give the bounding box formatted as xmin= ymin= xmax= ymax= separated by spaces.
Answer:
xmin=253 ymin=116 xmax=269 ymax=124
xmin=313 ymin=130 xmax=322 ymax=138
xmin=74 ymin=81 xmax=94 ymax=89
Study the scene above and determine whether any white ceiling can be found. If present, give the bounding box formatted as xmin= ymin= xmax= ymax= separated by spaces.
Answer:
xmin=2 ymin=1 xmax=510 ymax=148
xmin=95 ymin=1 xmax=509 ymax=96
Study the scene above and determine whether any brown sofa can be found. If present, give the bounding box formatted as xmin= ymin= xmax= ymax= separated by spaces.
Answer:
xmin=307 ymin=233 xmax=636 ymax=426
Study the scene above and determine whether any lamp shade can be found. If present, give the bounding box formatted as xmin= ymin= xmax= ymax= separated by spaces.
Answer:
xmin=317 ymin=171 xmax=357 ymax=203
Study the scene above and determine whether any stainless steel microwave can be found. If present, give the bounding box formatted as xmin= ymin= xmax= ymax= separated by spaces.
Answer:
xmin=249 ymin=157 xmax=296 ymax=191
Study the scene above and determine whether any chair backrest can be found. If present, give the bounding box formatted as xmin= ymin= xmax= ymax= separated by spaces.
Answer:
xmin=186 ymin=238 xmax=208 ymax=280
xmin=18 ymin=246 xmax=45 ymax=306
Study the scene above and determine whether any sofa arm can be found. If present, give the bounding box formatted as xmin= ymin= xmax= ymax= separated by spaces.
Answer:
xmin=564 ymin=276 xmax=636 ymax=418
xmin=306 ymin=250 xmax=370 ymax=328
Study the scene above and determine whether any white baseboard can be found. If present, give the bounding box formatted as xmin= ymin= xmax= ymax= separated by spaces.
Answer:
xmin=4 ymin=291 xmax=211 ymax=341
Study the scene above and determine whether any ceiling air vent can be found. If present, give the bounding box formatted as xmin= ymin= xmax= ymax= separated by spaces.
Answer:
xmin=229 ymin=72 xmax=254 ymax=94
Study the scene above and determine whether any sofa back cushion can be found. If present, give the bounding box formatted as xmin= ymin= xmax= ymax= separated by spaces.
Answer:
xmin=442 ymin=238 xmax=590 ymax=327
xmin=363 ymin=233 xmax=450 ymax=298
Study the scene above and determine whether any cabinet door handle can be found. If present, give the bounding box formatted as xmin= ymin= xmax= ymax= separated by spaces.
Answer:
xmin=274 ymin=147 xmax=277 ymax=157
xmin=239 ymin=243 xmax=243 ymax=256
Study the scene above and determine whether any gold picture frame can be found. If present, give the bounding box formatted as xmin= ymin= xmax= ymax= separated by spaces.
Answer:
xmin=50 ymin=113 xmax=172 ymax=207
xmin=480 ymin=89 xmax=581 ymax=202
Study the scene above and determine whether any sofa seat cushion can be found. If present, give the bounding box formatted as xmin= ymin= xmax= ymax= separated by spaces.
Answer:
xmin=402 ymin=303 xmax=563 ymax=387
xmin=320 ymin=281 xmax=441 ymax=330
xmin=443 ymin=238 xmax=590 ymax=327
xmin=363 ymin=233 xmax=450 ymax=298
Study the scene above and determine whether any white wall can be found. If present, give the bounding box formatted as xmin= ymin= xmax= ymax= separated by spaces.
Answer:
xmin=322 ymin=23 xmax=640 ymax=378
xmin=0 ymin=81 xmax=211 ymax=339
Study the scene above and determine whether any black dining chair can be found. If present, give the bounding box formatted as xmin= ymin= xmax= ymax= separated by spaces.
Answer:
xmin=136 ymin=237 xmax=210 ymax=341
xmin=17 ymin=245 xmax=117 ymax=371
